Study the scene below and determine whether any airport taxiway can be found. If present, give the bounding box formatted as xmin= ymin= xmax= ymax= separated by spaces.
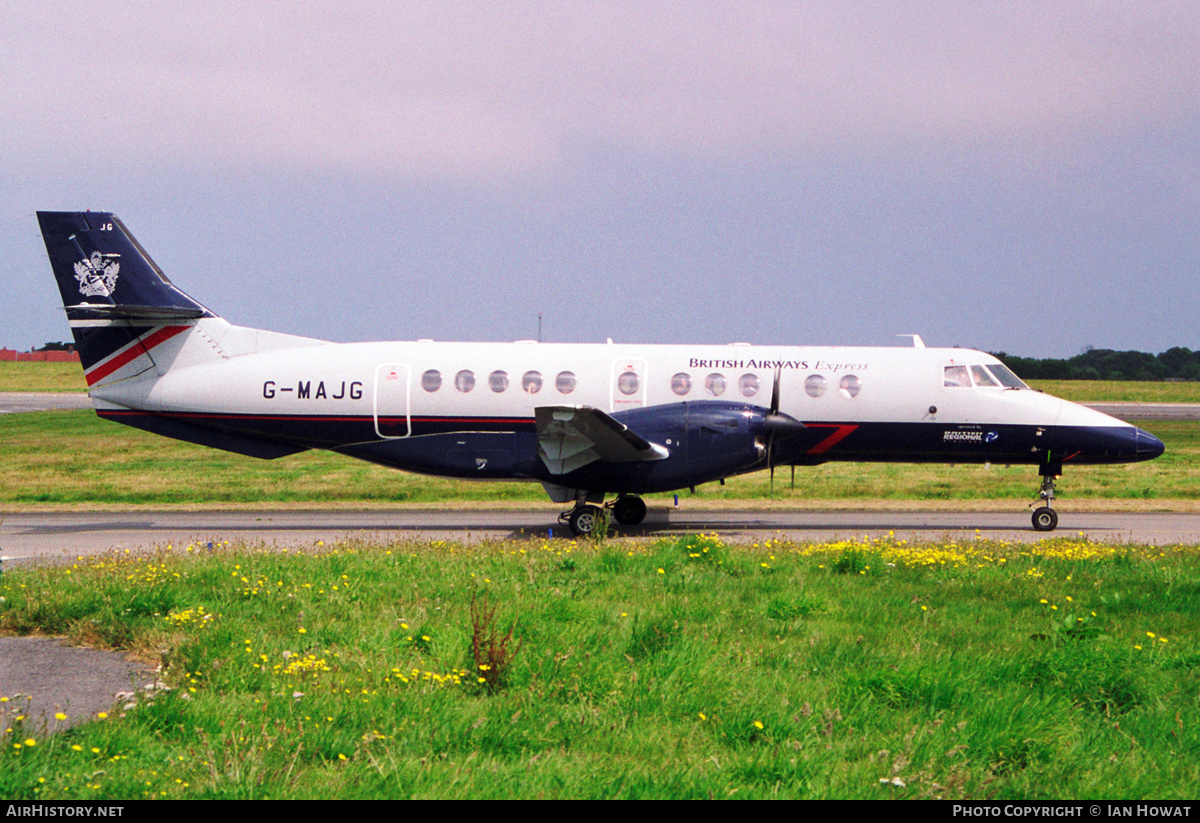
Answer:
xmin=4 ymin=509 xmax=1200 ymax=565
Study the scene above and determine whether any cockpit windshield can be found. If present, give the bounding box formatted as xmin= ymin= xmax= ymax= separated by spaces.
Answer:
xmin=944 ymin=363 xmax=1030 ymax=389
xmin=986 ymin=363 xmax=1028 ymax=389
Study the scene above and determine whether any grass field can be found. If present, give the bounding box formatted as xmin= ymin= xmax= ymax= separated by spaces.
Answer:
xmin=1029 ymin=380 xmax=1200 ymax=403
xmin=0 ymin=362 xmax=85 ymax=393
xmin=0 ymin=408 xmax=1191 ymax=508
xmin=0 ymin=364 xmax=1194 ymax=509
xmin=1 ymin=533 xmax=1197 ymax=799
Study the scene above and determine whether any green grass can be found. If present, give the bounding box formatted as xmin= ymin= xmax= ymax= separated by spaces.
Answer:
xmin=1028 ymin=380 xmax=1200 ymax=403
xmin=0 ymin=409 xmax=1190 ymax=507
xmin=0 ymin=362 xmax=86 ymax=393
xmin=1 ymin=534 xmax=1197 ymax=799
xmin=0 ymin=363 xmax=1195 ymax=507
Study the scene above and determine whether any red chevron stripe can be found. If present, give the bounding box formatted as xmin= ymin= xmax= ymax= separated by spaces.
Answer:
xmin=84 ymin=325 xmax=191 ymax=386
xmin=805 ymin=423 xmax=858 ymax=455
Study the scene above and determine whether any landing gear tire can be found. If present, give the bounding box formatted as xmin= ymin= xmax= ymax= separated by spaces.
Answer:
xmin=611 ymin=496 xmax=647 ymax=526
xmin=1031 ymin=506 xmax=1058 ymax=532
xmin=1031 ymin=462 xmax=1061 ymax=532
xmin=567 ymin=505 xmax=605 ymax=537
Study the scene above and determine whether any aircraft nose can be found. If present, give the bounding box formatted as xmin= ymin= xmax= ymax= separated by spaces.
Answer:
xmin=1136 ymin=427 xmax=1165 ymax=459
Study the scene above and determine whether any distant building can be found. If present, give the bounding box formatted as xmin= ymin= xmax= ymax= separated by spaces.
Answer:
xmin=0 ymin=347 xmax=81 ymax=363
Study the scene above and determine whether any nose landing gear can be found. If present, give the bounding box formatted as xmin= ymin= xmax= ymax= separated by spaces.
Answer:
xmin=1030 ymin=462 xmax=1061 ymax=532
xmin=561 ymin=504 xmax=605 ymax=537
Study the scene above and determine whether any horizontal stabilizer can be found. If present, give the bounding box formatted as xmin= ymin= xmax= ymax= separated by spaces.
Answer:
xmin=65 ymin=304 xmax=207 ymax=321
xmin=535 ymin=405 xmax=668 ymax=475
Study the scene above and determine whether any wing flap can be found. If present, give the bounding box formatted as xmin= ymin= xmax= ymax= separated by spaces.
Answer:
xmin=535 ymin=405 xmax=668 ymax=475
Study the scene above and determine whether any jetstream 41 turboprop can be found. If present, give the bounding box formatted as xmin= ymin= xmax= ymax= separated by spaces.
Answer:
xmin=38 ymin=211 xmax=1164 ymax=535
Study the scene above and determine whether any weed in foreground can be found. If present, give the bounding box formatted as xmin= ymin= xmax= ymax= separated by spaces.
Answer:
xmin=469 ymin=589 xmax=521 ymax=694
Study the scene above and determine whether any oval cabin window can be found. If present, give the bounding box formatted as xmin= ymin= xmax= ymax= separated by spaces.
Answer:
xmin=522 ymin=371 xmax=543 ymax=394
xmin=556 ymin=371 xmax=577 ymax=394
xmin=839 ymin=374 xmax=861 ymax=398
xmin=739 ymin=373 xmax=760 ymax=398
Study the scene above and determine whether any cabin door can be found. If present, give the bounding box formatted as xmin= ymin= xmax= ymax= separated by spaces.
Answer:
xmin=610 ymin=357 xmax=648 ymax=412
xmin=373 ymin=363 xmax=411 ymax=438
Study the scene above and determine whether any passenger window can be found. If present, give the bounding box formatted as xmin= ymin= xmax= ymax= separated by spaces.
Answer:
xmin=970 ymin=365 xmax=999 ymax=387
xmin=943 ymin=365 xmax=970 ymax=387
xmin=671 ymin=373 xmax=692 ymax=396
xmin=522 ymin=371 xmax=543 ymax=394
xmin=617 ymin=371 xmax=639 ymax=396
xmin=455 ymin=370 xmax=475 ymax=393
xmin=739 ymin=373 xmax=760 ymax=398
xmin=421 ymin=369 xmax=442 ymax=392
xmin=489 ymin=370 xmax=509 ymax=393
xmin=556 ymin=371 xmax=577 ymax=394
xmin=839 ymin=374 xmax=861 ymax=398
xmin=804 ymin=374 xmax=827 ymax=398
xmin=705 ymin=373 xmax=726 ymax=397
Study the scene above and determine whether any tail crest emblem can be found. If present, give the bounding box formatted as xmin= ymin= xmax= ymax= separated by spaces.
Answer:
xmin=73 ymin=251 xmax=121 ymax=297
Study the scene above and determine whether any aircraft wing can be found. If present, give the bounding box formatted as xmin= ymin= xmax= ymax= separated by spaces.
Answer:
xmin=535 ymin=405 xmax=669 ymax=475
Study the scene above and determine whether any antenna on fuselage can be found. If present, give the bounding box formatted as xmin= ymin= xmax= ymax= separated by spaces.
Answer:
xmin=897 ymin=334 xmax=926 ymax=348
xmin=537 ymin=313 xmax=542 ymax=343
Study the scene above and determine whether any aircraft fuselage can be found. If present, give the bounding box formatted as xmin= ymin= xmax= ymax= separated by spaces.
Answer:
xmin=89 ymin=329 xmax=1161 ymax=494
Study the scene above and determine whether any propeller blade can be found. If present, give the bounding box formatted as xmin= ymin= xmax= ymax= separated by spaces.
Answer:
xmin=767 ymin=366 xmax=782 ymax=491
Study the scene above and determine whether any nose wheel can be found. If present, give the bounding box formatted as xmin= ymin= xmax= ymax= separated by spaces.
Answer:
xmin=1031 ymin=505 xmax=1058 ymax=532
xmin=1030 ymin=464 xmax=1060 ymax=532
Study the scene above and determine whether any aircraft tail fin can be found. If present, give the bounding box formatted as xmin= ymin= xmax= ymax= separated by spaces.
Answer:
xmin=37 ymin=211 xmax=218 ymax=386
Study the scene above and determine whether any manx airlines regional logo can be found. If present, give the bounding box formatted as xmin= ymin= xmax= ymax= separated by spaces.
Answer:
xmin=74 ymin=251 xmax=120 ymax=297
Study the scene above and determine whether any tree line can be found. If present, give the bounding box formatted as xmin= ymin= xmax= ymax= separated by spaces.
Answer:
xmin=993 ymin=347 xmax=1200 ymax=381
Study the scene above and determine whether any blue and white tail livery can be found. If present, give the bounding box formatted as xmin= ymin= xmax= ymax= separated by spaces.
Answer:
xmin=37 ymin=211 xmax=1164 ymax=534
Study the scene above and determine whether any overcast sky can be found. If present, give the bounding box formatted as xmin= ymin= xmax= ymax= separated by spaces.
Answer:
xmin=3 ymin=1 xmax=1197 ymax=357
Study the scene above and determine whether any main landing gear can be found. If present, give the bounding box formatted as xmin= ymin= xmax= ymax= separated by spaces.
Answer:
xmin=1030 ymin=463 xmax=1061 ymax=532
xmin=559 ymin=494 xmax=648 ymax=536
xmin=611 ymin=495 xmax=648 ymax=527
xmin=561 ymin=504 xmax=604 ymax=537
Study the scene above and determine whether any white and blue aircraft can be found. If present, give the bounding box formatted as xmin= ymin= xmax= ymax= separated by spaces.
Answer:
xmin=38 ymin=211 xmax=1164 ymax=535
